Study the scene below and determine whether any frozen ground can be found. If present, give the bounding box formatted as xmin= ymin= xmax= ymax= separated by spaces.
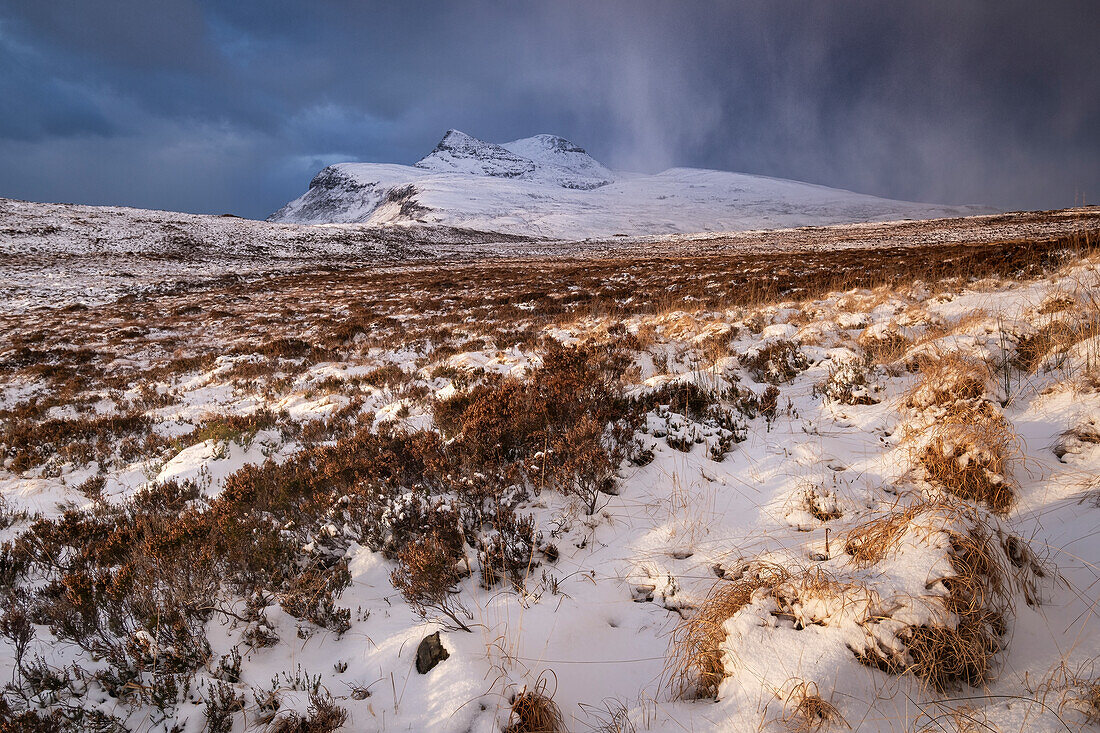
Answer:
xmin=2 ymin=196 xmax=1096 ymax=314
xmin=0 ymin=203 xmax=1099 ymax=732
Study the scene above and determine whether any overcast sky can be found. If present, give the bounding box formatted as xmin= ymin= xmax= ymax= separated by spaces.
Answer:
xmin=0 ymin=1 xmax=1096 ymax=219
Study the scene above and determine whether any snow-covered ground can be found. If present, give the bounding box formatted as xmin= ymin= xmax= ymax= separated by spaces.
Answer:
xmin=4 ymin=196 xmax=1095 ymax=316
xmin=269 ymin=130 xmax=994 ymax=238
xmin=1 ymin=214 xmax=1099 ymax=730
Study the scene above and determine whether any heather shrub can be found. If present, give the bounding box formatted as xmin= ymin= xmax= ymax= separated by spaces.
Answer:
xmin=435 ymin=343 xmax=632 ymax=511
xmin=281 ymin=560 xmax=352 ymax=634
xmin=479 ymin=509 xmax=540 ymax=588
xmin=204 ymin=681 xmax=245 ymax=733
xmin=632 ymin=381 xmax=716 ymax=420
xmin=816 ymin=355 xmax=883 ymax=405
xmin=547 ymin=414 xmax=619 ymax=515
xmin=391 ymin=532 xmax=472 ymax=631
xmin=434 ymin=377 xmax=540 ymax=464
xmin=183 ymin=408 xmax=284 ymax=447
xmin=742 ymin=340 xmax=809 ymax=384
xmin=353 ymin=487 xmax=465 ymax=559
xmin=267 ymin=692 xmax=348 ymax=733
xmin=363 ymin=364 xmax=409 ymax=388
xmin=1 ymin=411 xmax=152 ymax=471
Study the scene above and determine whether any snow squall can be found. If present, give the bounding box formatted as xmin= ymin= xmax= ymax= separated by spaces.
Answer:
xmin=269 ymin=130 xmax=992 ymax=239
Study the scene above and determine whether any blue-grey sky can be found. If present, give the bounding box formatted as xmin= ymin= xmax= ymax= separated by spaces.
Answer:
xmin=0 ymin=1 xmax=1096 ymax=219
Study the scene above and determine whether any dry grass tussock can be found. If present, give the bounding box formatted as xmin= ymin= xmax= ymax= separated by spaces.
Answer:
xmin=900 ymin=349 xmax=1021 ymax=512
xmin=913 ymin=703 xmax=996 ymax=733
xmin=665 ymin=503 xmax=1032 ymax=700
xmin=665 ymin=563 xmax=790 ymax=699
xmin=779 ymin=679 xmax=850 ymax=732
xmin=910 ymin=403 xmax=1020 ymax=514
xmin=770 ymin=567 xmax=875 ymax=629
xmin=1029 ymin=661 xmax=1100 ymax=725
xmin=1056 ymin=664 xmax=1100 ymax=721
xmin=666 ymin=564 xmax=872 ymax=701
xmin=1037 ymin=289 xmax=1078 ymax=315
xmin=1015 ymin=267 xmax=1100 ymax=376
xmin=1054 ymin=418 xmax=1100 ymax=462
xmin=1013 ymin=317 xmax=1091 ymax=373
xmin=904 ymin=352 xmax=991 ymax=411
xmin=857 ymin=328 xmax=912 ymax=365
xmin=505 ymin=674 xmax=565 ymax=733
xmin=843 ymin=497 xmax=1041 ymax=690
xmin=843 ymin=498 xmax=944 ymax=569
xmin=919 ymin=309 xmax=990 ymax=343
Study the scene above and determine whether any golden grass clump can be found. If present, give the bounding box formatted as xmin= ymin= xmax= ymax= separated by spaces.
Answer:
xmin=1012 ymin=318 xmax=1082 ymax=372
xmin=1053 ymin=417 xmax=1100 ymax=460
xmin=1037 ymin=290 xmax=1078 ymax=315
xmin=666 ymin=563 xmax=789 ymax=699
xmin=1028 ymin=661 xmax=1100 ymax=725
xmin=1071 ymin=679 xmax=1100 ymax=724
xmin=915 ymin=704 xmax=994 ymax=733
xmin=943 ymin=525 xmax=1009 ymax=615
xmin=915 ymin=405 xmax=1019 ymax=514
xmin=780 ymin=680 xmax=850 ymax=732
xmin=857 ymin=328 xmax=912 ymax=365
xmin=506 ymin=676 xmax=565 ymax=733
xmin=845 ymin=498 xmax=1016 ymax=690
xmin=770 ymin=568 xmax=876 ymax=630
xmin=666 ymin=565 xmax=875 ymax=702
xmin=904 ymin=352 xmax=991 ymax=411
xmin=843 ymin=499 xmax=937 ymax=567
xmin=902 ymin=525 xmax=1010 ymax=690
xmin=844 ymin=499 xmax=1012 ymax=604
xmin=842 ymin=494 xmax=1011 ymax=568
xmin=1014 ymin=277 xmax=1100 ymax=374
xmin=898 ymin=615 xmax=1005 ymax=691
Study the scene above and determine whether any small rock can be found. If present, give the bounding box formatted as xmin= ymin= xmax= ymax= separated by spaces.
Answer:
xmin=415 ymin=631 xmax=449 ymax=674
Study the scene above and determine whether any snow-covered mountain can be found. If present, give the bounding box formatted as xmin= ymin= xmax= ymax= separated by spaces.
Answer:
xmin=270 ymin=130 xmax=991 ymax=239
xmin=498 ymin=133 xmax=615 ymax=190
xmin=413 ymin=130 xmax=614 ymax=190
xmin=415 ymin=130 xmax=537 ymax=180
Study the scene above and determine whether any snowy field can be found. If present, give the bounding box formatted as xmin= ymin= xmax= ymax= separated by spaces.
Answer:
xmin=2 ymin=196 xmax=1093 ymax=313
xmin=1 ymin=203 xmax=1100 ymax=731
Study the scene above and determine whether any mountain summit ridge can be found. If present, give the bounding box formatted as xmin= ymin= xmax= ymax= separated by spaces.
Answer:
xmin=415 ymin=130 xmax=536 ymax=180
xmin=414 ymin=130 xmax=614 ymax=190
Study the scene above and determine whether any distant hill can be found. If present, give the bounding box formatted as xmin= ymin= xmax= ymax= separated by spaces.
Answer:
xmin=269 ymin=130 xmax=993 ymax=239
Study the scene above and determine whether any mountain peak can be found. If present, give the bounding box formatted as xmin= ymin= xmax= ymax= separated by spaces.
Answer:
xmin=415 ymin=130 xmax=613 ymax=189
xmin=416 ymin=131 xmax=535 ymax=178
xmin=500 ymin=134 xmax=611 ymax=189
xmin=428 ymin=129 xmax=497 ymax=155
xmin=514 ymin=133 xmax=587 ymax=155
xmin=439 ymin=128 xmax=471 ymax=143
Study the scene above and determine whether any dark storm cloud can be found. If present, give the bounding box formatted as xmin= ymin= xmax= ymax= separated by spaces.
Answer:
xmin=0 ymin=1 xmax=1096 ymax=218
